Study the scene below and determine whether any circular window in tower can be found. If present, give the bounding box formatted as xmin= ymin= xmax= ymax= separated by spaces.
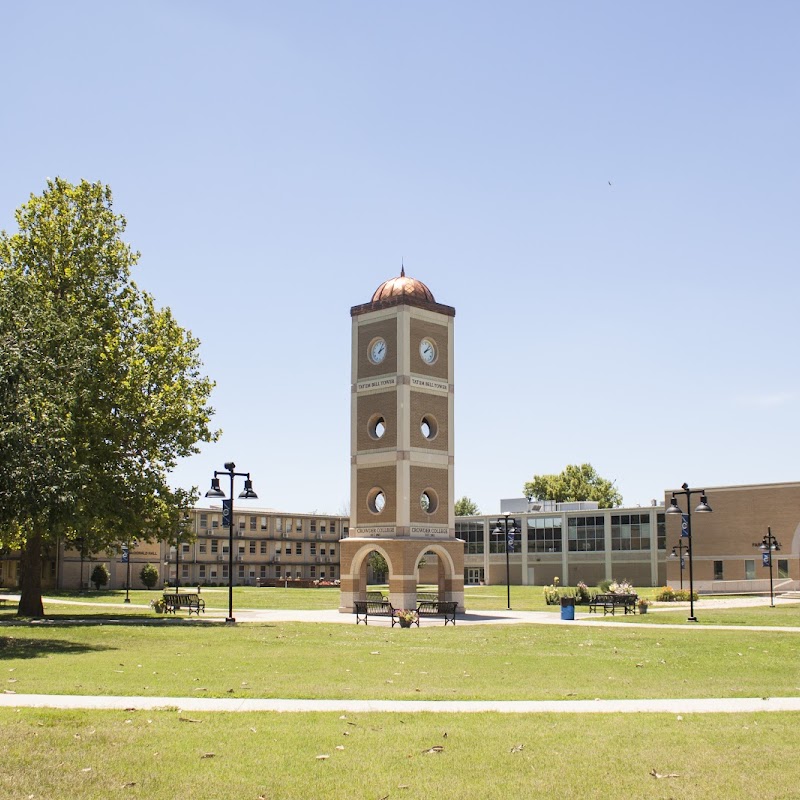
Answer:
xmin=420 ymin=489 xmax=439 ymax=514
xmin=368 ymin=488 xmax=387 ymax=514
xmin=368 ymin=414 xmax=386 ymax=440
xmin=420 ymin=414 xmax=439 ymax=441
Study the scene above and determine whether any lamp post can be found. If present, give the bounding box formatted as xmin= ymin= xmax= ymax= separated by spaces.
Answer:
xmin=669 ymin=541 xmax=690 ymax=591
xmin=491 ymin=513 xmax=517 ymax=610
xmin=77 ymin=537 xmax=86 ymax=593
xmin=205 ymin=462 xmax=258 ymax=624
xmin=123 ymin=539 xmax=131 ymax=603
xmin=754 ymin=527 xmax=781 ymax=608
xmin=665 ymin=483 xmax=712 ymax=622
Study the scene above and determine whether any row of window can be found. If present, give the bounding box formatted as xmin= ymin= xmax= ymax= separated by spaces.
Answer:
xmin=198 ymin=514 xmax=345 ymax=535
xmin=184 ymin=565 xmax=337 ymax=580
xmin=456 ymin=514 xmax=667 ymax=554
xmin=713 ymin=560 xmax=790 ymax=581
xmin=188 ymin=541 xmax=336 ymax=557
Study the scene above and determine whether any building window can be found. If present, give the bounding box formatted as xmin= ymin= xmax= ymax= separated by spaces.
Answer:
xmin=211 ymin=517 xmax=219 ymax=529
xmin=744 ymin=560 xmax=755 ymax=580
xmin=611 ymin=514 xmax=650 ymax=551
xmin=238 ymin=544 xmax=245 ymax=555
xmin=199 ymin=565 xmax=206 ymax=579
xmin=261 ymin=516 xmax=268 ymax=531
xmin=249 ymin=516 xmax=256 ymax=531
xmin=200 ymin=513 xmax=208 ymax=529
xmin=199 ymin=542 xmax=207 ymax=554
xmin=310 ymin=543 xmax=316 ymax=556
xmin=320 ymin=547 xmax=326 ymax=556
xmin=260 ymin=565 xmax=266 ymax=578
xmin=778 ymin=559 xmax=789 ymax=579
xmin=343 ymin=525 xmax=349 ymax=535
xmin=320 ymin=570 xmax=326 ymax=579
xmin=182 ymin=543 xmax=190 ymax=554
xmin=330 ymin=567 xmax=336 ymax=579
xmin=275 ymin=518 xmax=283 ymax=533
xmin=222 ymin=544 xmax=229 ymax=554
xmin=211 ymin=540 xmax=218 ymax=554
xmin=295 ymin=518 xmax=303 ymax=532
xmin=526 ymin=517 xmax=562 ymax=553
xmin=238 ymin=565 xmax=245 ymax=578
xmin=295 ymin=543 xmax=302 ymax=555
xmin=310 ymin=519 xmax=317 ymax=532
xmin=329 ymin=546 xmax=335 ymax=557
xmin=330 ymin=521 xmax=337 ymax=534
xmin=320 ymin=522 xmax=327 ymax=533
xmin=238 ymin=517 xmax=245 ymax=530
xmin=310 ymin=566 xmax=316 ymax=578
xmin=222 ymin=565 xmax=229 ymax=578
xmin=275 ymin=566 xmax=281 ymax=578
xmin=260 ymin=541 xmax=267 ymax=555
xmin=249 ymin=541 xmax=256 ymax=554
xmin=714 ymin=560 xmax=724 ymax=580
xmin=181 ymin=565 xmax=189 ymax=579
xmin=656 ymin=513 xmax=666 ymax=550
xmin=456 ymin=521 xmax=484 ymax=555
xmin=275 ymin=545 xmax=281 ymax=555
xmin=568 ymin=516 xmax=605 ymax=552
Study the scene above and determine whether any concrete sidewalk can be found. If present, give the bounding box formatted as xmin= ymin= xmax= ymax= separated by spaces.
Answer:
xmin=2 ymin=692 xmax=799 ymax=714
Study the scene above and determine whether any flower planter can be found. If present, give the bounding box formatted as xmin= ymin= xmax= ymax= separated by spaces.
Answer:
xmin=398 ymin=618 xmax=412 ymax=628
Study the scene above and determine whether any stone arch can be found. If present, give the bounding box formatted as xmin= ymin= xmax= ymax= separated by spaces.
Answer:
xmin=339 ymin=538 xmax=465 ymax=612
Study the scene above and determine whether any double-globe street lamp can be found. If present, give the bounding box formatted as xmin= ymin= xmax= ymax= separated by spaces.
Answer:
xmin=491 ymin=513 xmax=518 ymax=610
xmin=754 ymin=527 xmax=782 ymax=608
xmin=205 ymin=462 xmax=258 ymax=624
xmin=669 ymin=541 xmax=690 ymax=591
xmin=665 ymin=483 xmax=712 ymax=622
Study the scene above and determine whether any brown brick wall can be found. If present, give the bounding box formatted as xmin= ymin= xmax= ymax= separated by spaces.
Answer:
xmin=356 ymin=391 xmax=397 ymax=451
xmin=357 ymin=318 xmax=397 ymax=378
xmin=409 ymin=391 xmax=448 ymax=451
xmin=410 ymin=465 xmax=449 ymax=524
xmin=356 ymin=465 xmax=397 ymax=523
xmin=410 ymin=318 xmax=449 ymax=380
xmin=664 ymin=483 xmax=800 ymax=584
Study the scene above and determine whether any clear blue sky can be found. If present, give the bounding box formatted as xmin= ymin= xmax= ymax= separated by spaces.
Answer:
xmin=3 ymin=2 xmax=798 ymax=515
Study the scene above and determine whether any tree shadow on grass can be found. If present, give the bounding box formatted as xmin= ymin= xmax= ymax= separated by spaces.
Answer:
xmin=0 ymin=612 xmax=213 ymax=629
xmin=0 ymin=635 xmax=114 ymax=660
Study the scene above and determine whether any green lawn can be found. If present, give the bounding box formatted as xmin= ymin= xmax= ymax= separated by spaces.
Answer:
xmin=609 ymin=604 xmax=800 ymax=627
xmin=1 ymin=708 xmax=798 ymax=800
xmin=1 ymin=617 xmax=798 ymax=701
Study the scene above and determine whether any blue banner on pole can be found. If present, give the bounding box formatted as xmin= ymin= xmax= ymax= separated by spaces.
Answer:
xmin=680 ymin=557 xmax=685 ymax=569
xmin=762 ymin=552 xmax=771 ymax=567
xmin=507 ymin=532 xmax=515 ymax=552
xmin=680 ymin=514 xmax=689 ymax=538
xmin=222 ymin=499 xmax=232 ymax=526
xmin=121 ymin=545 xmax=129 ymax=563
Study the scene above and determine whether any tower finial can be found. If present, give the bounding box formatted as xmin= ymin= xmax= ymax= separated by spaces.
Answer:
xmin=400 ymin=259 xmax=405 ymax=278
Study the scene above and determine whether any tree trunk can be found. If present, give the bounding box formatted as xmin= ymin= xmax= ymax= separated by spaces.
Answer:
xmin=18 ymin=528 xmax=44 ymax=617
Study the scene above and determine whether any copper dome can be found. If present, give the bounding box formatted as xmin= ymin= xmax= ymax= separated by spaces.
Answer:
xmin=371 ymin=267 xmax=435 ymax=304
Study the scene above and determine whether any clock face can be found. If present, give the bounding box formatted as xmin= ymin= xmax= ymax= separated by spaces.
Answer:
xmin=369 ymin=338 xmax=387 ymax=364
xmin=419 ymin=338 xmax=437 ymax=364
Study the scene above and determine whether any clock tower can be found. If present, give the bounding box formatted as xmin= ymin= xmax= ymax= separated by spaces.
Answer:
xmin=339 ymin=268 xmax=464 ymax=612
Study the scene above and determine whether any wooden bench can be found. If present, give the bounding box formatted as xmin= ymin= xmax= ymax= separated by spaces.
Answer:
xmin=588 ymin=593 xmax=637 ymax=615
xmin=162 ymin=592 xmax=205 ymax=615
xmin=416 ymin=600 xmax=458 ymax=625
xmin=354 ymin=600 xmax=395 ymax=625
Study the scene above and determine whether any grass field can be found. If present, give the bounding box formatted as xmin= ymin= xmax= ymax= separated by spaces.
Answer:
xmin=2 ymin=708 xmax=798 ymax=800
xmin=1 ymin=587 xmax=798 ymax=799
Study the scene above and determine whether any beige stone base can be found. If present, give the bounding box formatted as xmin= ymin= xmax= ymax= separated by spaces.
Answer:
xmin=339 ymin=537 xmax=465 ymax=612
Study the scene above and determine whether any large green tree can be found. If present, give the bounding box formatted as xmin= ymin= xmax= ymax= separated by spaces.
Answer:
xmin=0 ymin=178 xmax=218 ymax=616
xmin=523 ymin=463 xmax=622 ymax=508
xmin=454 ymin=496 xmax=480 ymax=516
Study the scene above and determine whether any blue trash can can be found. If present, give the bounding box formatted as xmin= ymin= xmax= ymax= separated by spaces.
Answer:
xmin=560 ymin=596 xmax=575 ymax=620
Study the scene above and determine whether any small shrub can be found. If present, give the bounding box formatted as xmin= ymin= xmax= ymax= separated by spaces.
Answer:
xmin=90 ymin=563 xmax=109 ymax=591
xmin=543 ymin=584 xmax=560 ymax=605
xmin=674 ymin=589 xmax=699 ymax=601
xmin=598 ymin=579 xmax=612 ymax=593
xmin=140 ymin=563 xmax=159 ymax=590
xmin=656 ymin=586 xmax=676 ymax=601
xmin=576 ymin=581 xmax=591 ymax=604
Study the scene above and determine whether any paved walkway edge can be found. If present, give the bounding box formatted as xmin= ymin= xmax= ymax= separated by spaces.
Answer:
xmin=2 ymin=693 xmax=799 ymax=714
